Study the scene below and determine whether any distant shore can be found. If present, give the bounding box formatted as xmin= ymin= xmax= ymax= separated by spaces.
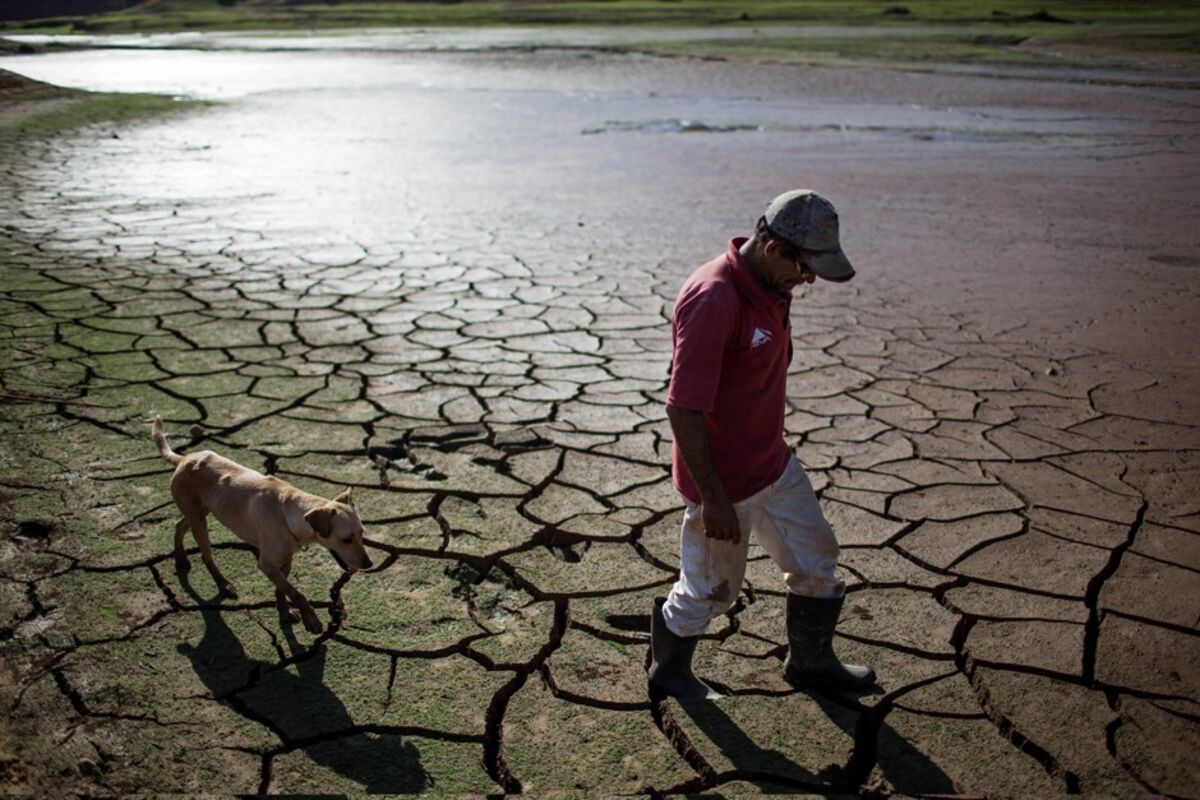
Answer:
xmin=1 ymin=0 xmax=1198 ymax=73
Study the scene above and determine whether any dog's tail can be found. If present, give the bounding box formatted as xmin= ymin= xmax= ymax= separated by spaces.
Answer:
xmin=152 ymin=416 xmax=183 ymax=466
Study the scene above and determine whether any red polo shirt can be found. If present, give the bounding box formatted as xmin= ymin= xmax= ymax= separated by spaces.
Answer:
xmin=668 ymin=238 xmax=793 ymax=504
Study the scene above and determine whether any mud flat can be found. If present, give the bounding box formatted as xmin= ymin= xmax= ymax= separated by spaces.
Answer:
xmin=0 ymin=38 xmax=1197 ymax=796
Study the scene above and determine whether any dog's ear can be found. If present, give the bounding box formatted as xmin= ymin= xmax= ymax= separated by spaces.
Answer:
xmin=304 ymin=507 xmax=334 ymax=538
xmin=333 ymin=487 xmax=354 ymax=506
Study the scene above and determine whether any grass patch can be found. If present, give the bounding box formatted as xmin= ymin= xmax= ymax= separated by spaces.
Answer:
xmin=0 ymin=86 xmax=210 ymax=139
xmin=642 ymin=29 xmax=1062 ymax=68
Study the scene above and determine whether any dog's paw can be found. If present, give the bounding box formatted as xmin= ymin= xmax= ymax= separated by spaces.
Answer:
xmin=219 ymin=583 xmax=239 ymax=599
xmin=280 ymin=607 xmax=301 ymax=624
xmin=303 ymin=614 xmax=325 ymax=635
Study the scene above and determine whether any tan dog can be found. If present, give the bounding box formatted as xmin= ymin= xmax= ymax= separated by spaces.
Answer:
xmin=153 ymin=416 xmax=372 ymax=633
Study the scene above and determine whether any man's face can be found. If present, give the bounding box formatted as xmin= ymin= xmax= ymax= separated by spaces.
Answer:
xmin=758 ymin=239 xmax=816 ymax=293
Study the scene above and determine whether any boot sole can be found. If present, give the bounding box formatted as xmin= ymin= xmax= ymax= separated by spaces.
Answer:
xmin=649 ymin=675 xmax=725 ymax=701
xmin=783 ymin=669 xmax=875 ymax=691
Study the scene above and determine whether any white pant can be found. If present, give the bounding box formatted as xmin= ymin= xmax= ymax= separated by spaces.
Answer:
xmin=662 ymin=456 xmax=845 ymax=638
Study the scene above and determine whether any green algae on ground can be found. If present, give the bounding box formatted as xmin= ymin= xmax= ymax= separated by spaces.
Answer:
xmin=270 ymin=734 xmax=497 ymax=795
xmin=0 ymin=86 xmax=208 ymax=139
xmin=503 ymin=676 xmax=694 ymax=794
xmin=643 ymin=28 xmax=1075 ymax=69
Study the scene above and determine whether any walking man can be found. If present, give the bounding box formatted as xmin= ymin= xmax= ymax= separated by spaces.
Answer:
xmin=648 ymin=190 xmax=875 ymax=700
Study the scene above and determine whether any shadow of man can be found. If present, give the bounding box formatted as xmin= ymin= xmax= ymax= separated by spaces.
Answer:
xmin=671 ymin=697 xmax=827 ymax=793
xmin=669 ymin=686 xmax=956 ymax=795
xmin=176 ymin=572 xmax=431 ymax=794
xmin=806 ymin=687 xmax=956 ymax=795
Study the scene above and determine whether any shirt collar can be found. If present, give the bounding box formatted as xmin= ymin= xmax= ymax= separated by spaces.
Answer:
xmin=726 ymin=237 xmax=790 ymax=310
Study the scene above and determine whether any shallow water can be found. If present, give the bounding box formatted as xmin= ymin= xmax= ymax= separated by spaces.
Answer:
xmin=9 ymin=24 xmax=959 ymax=54
xmin=2 ymin=33 xmax=1153 ymax=269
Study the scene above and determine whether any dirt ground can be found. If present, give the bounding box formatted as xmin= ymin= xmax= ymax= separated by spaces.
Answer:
xmin=0 ymin=45 xmax=1197 ymax=797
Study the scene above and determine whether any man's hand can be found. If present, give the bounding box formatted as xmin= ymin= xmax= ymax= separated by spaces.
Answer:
xmin=667 ymin=403 xmax=743 ymax=545
xmin=700 ymin=496 xmax=741 ymax=544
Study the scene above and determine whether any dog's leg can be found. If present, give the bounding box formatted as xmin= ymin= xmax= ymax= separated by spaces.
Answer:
xmin=173 ymin=517 xmax=192 ymax=573
xmin=261 ymin=562 xmax=322 ymax=634
xmin=187 ymin=512 xmax=238 ymax=599
xmin=275 ymin=559 xmax=301 ymax=625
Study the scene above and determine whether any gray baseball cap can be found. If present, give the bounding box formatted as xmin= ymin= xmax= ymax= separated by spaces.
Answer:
xmin=763 ymin=189 xmax=855 ymax=282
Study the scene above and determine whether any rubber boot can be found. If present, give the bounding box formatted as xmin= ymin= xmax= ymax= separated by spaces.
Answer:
xmin=783 ymin=593 xmax=875 ymax=689
xmin=647 ymin=597 xmax=724 ymax=700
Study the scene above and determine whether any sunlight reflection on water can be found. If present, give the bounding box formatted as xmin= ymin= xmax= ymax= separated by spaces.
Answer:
xmin=1 ymin=35 xmax=1129 ymax=271
xmin=9 ymin=24 xmax=957 ymax=55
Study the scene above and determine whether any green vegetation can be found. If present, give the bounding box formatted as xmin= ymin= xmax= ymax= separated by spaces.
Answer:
xmin=1 ymin=1 xmax=1196 ymax=71
xmin=0 ymin=84 xmax=209 ymax=139
xmin=643 ymin=23 xmax=1199 ymax=69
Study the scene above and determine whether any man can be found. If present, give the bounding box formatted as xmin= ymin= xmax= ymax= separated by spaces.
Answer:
xmin=648 ymin=189 xmax=875 ymax=700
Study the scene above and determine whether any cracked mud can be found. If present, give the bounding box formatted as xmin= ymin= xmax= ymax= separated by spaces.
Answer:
xmin=1 ymin=45 xmax=1198 ymax=796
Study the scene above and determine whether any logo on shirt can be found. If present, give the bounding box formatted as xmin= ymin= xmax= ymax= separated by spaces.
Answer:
xmin=750 ymin=327 xmax=773 ymax=348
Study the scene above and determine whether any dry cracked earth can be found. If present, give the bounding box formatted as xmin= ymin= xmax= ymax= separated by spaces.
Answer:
xmin=1 ymin=55 xmax=1199 ymax=798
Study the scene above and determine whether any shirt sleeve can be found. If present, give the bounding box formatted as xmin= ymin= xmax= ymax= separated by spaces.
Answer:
xmin=667 ymin=288 xmax=737 ymax=413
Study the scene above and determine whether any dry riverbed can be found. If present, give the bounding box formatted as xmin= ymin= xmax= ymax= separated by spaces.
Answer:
xmin=0 ymin=37 xmax=1197 ymax=796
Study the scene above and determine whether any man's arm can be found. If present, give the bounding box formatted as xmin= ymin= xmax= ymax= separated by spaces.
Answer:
xmin=666 ymin=404 xmax=741 ymax=544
